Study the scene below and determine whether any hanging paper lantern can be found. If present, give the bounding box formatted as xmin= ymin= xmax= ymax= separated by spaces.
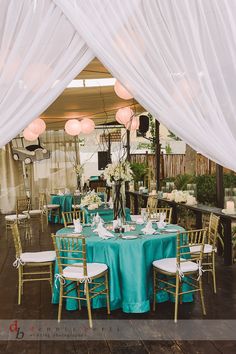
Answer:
xmin=115 ymin=107 xmax=134 ymax=124
xmin=114 ymin=80 xmax=133 ymax=100
xmin=65 ymin=119 xmax=81 ymax=136
xmin=125 ymin=116 xmax=140 ymax=131
xmin=23 ymin=128 xmax=38 ymax=141
xmin=27 ymin=118 xmax=46 ymax=135
xmin=80 ymin=118 xmax=95 ymax=134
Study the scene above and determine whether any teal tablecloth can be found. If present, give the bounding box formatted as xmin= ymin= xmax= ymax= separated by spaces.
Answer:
xmin=81 ymin=205 xmax=131 ymax=223
xmin=50 ymin=195 xmax=73 ymax=223
xmin=52 ymin=224 xmax=193 ymax=313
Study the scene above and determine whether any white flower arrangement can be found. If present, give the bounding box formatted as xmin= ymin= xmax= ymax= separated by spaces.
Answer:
xmin=103 ymin=161 xmax=133 ymax=186
xmin=164 ymin=190 xmax=197 ymax=205
xmin=80 ymin=192 xmax=102 ymax=208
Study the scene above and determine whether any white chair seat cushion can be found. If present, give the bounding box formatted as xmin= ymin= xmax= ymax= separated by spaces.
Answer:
xmin=153 ymin=257 xmax=198 ymax=274
xmin=63 ymin=262 xmax=107 ymax=279
xmin=72 ymin=204 xmax=80 ymax=209
xmin=190 ymin=244 xmax=214 ymax=254
xmin=23 ymin=209 xmax=42 ymax=215
xmin=44 ymin=204 xmax=60 ymax=209
xmin=5 ymin=214 xmax=28 ymax=221
xmin=21 ymin=251 xmax=56 ymax=263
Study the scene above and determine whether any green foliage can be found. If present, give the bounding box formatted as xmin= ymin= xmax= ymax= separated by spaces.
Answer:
xmin=130 ymin=162 xmax=148 ymax=183
xmin=174 ymin=174 xmax=195 ymax=190
xmin=168 ymin=131 xmax=181 ymax=141
xmin=165 ymin=143 xmax=172 ymax=154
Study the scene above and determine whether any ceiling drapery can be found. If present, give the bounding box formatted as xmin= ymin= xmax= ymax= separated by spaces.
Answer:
xmin=0 ymin=0 xmax=94 ymax=147
xmin=1 ymin=0 xmax=236 ymax=171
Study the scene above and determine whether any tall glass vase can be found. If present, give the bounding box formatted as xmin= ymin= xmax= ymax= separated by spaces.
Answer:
xmin=112 ymin=181 xmax=126 ymax=221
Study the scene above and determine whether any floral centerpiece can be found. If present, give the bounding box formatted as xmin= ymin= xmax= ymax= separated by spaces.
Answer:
xmin=80 ymin=191 xmax=102 ymax=210
xmin=104 ymin=161 xmax=133 ymax=220
xmin=164 ymin=190 xmax=197 ymax=205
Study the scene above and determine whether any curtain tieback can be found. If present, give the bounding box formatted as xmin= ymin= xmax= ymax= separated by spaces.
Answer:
xmin=13 ymin=257 xmax=25 ymax=268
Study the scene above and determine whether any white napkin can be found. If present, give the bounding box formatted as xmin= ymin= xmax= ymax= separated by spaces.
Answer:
xmin=108 ymin=197 xmax=113 ymax=209
xmin=94 ymin=222 xmax=114 ymax=239
xmin=94 ymin=213 xmax=101 ymax=224
xmin=73 ymin=219 xmax=83 ymax=233
xmin=157 ymin=212 xmax=166 ymax=229
xmin=141 ymin=220 xmax=156 ymax=235
xmin=64 ymin=188 xmax=70 ymax=195
xmin=57 ymin=190 xmax=64 ymax=196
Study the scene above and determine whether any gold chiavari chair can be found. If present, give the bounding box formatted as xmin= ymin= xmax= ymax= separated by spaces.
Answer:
xmin=39 ymin=192 xmax=60 ymax=225
xmin=72 ymin=195 xmax=82 ymax=211
xmin=148 ymin=207 xmax=173 ymax=224
xmin=62 ymin=210 xmax=85 ymax=227
xmin=11 ymin=223 xmax=55 ymax=305
xmin=5 ymin=197 xmax=31 ymax=239
xmin=146 ymin=195 xmax=158 ymax=213
xmin=97 ymin=187 xmax=107 ymax=193
xmin=190 ymin=213 xmax=220 ymax=293
xmin=153 ymin=228 xmax=207 ymax=322
xmin=51 ymin=234 xmax=110 ymax=328
xmin=22 ymin=196 xmax=45 ymax=231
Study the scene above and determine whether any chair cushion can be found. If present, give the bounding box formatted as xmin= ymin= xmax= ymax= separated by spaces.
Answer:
xmin=23 ymin=210 xmax=42 ymax=215
xmin=153 ymin=257 xmax=198 ymax=274
xmin=190 ymin=244 xmax=214 ymax=254
xmin=72 ymin=204 xmax=80 ymax=209
xmin=45 ymin=204 xmax=60 ymax=209
xmin=5 ymin=214 xmax=28 ymax=221
xmin=21 ymin=251 xmax=56 ymax=263
xmin=63 ymin=262 xmax=107 ymax=280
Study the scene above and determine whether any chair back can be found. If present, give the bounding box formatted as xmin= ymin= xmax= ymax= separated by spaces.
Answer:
xmin=97 ymin=187 xmax=106 ymax=193
xmin=39 ymin=193 xmax=47 ymax=210
xmin=16 ymin=197 xmax=31 ymax=216
xmin=177 ymin=228 xmax=207 ymax=267
xmin=146 ymin=196 xmax=158 ymax=212
xmin=148 ymin=207 xmax=173 ymax=223
xmin=62 ymin=210 xmax=85 ymax=227
xmin=51 ymin=234 xmax=87 ymax=276
xmin=208 ymin=213 xmax=220 ymax=247
xmin=11 ymin=223 xmax=22 ymax=258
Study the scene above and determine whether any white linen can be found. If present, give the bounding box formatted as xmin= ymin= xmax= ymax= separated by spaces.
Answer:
xmin=153 ymin=258 xmax=198 ymax=274
xmin=63 ymin=262 xmax=107 ymax=279
xmin=73 ymin=219 xmax=83 ymax=233
xmin=20 ymin=251 xmax=56 ymax=263
xmin=93 ymin=222 xmax=114 ymax=239
xmin=141 ymin=220 xmax=156 ymax=235
xmin=56 ymin=0 xmax=236 ymax=171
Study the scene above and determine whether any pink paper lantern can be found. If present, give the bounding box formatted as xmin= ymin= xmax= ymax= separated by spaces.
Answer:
xmin=65 ymin=119 xmax=81 ymax=136
xmin=125 ymin=116 xmax=140 ymax=131
xmin=114 ymin=80 xmax=133 ymax=100
xmin=80 ymin=118 xmax=95 ymax=134
xmin=115 ymin=107 xmax=134 ymax=124
xmin=28 ymin=118 xmax=46 ymax=135
xmin=23 ymin=128 xmax=38 ymax=141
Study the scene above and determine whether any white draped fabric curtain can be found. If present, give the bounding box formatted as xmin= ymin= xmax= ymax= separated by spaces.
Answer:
xmin=0 ymin=0 xmax=94 ymax=147
xmin=56 ymin=0 xmax=236 ymax=171
xmin=1 ymin=0 xmax=236 ymax=172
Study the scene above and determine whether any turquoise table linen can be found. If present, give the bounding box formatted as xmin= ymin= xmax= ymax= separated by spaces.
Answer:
xmin=52 ymin=224 xmax=193 ymax=313
xmin=81 ymin=205 xmax=131 ymax=223
xmin=50 ymin=195 xmax=73 ymax=223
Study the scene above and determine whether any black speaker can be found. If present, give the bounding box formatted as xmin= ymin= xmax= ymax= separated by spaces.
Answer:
xmin=139 ymin=115 xmax=149 ymax=134
xmin=98 ymin=151 xmax=111 ymax=170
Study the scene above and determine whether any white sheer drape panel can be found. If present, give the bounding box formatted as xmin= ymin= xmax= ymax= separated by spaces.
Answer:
xmin=56 ymin=0 xmax=236 ymax=171
xmin=32 ymin=130 xmax=78 ymax=202
xmin=0 ymin=0 xmax=94 ymax=147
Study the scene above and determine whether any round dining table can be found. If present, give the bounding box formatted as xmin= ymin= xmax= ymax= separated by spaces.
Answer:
xmin=52 ymin=224 xmax=193 ymax=313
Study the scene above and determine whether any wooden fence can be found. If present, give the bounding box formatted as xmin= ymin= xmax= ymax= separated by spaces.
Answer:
xmin=130 ymin=153 xmax=224 ymax=179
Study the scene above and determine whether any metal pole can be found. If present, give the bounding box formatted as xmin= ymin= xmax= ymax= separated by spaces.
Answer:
xmin=216 ymin=164 xmax=224 ymax=208
xmin=155 ymin=120 xmax=160 ymax=190
xmin=126 ymin=130 xmax=130 ymax=161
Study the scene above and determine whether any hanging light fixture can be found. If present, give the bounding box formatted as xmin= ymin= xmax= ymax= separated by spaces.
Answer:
xmin=114 ymin=80 xmax=133 ymax=100
xmin=65 ymin=119 xmax=81 ymax=136
xmin=115 ymin=107 xmax=134 ymax=124
xmin=23 ymin=128 xmax=39 ymax=141
xmin=27 ymin=118 xmax=46 ymax=135
xmin=125 ymin=116 xmax=140 ymax=131
xmin=80 ymin=118 xmax=95 ymax=134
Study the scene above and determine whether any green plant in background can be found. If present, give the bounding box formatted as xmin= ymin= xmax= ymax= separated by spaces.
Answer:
xmin=165 ymin=143 xmax=172 ymax=154
xmin=168 ymin=130 xmax=182 ymax=141
xmin=174 ymin=174 xmax=195 ymax=190
xmin=130 ymin=162 xmax=148 ymax=186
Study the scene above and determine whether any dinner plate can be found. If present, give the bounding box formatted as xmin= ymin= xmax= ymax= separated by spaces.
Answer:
xmin=163 ymin=228 xmax=180 ymax=233
xmin=66 ymin=225 xmax=74 ymax=228
xmin=222 ymin=209 xmax=236 ymax=215
xmin=122 ymin=235 xmax=138 ymax=240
